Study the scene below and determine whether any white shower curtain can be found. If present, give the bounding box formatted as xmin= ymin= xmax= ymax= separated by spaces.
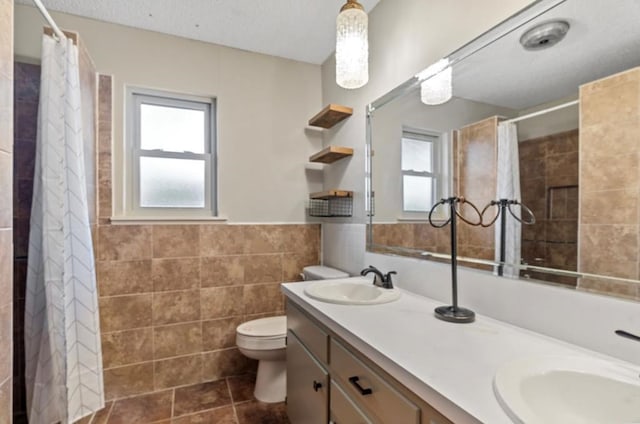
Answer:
xmin=495 ymin=122 xmax=522 ymax=278
xmin=24 ymin=35 xmax=104 ymax=424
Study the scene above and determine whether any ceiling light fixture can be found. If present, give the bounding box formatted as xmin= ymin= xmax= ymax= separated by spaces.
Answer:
xmin=417 ymin=59 xmax=453 ymax=105
xmin=336 ymin=0 xmax=369 ymax=89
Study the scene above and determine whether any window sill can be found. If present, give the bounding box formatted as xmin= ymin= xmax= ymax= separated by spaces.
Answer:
xmin=109 ymin=215 xmax=228 ymax=225
xmin=397 ymin=216 xmax=429 ymax=222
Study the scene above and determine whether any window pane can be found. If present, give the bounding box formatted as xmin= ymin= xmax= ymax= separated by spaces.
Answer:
xmin=141 ymin=103 xmax=205 ymax=153
xmin=402 ymin=137 xmax=433 ymax=172
xmin=403 ymin=175 xmax=433 ymax=212
xmin=140 ymin=156 xmax=206 ymax=208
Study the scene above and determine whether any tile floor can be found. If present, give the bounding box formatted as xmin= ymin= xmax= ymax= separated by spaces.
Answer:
xmin=77 ymin=374 xmax=290 ymax=424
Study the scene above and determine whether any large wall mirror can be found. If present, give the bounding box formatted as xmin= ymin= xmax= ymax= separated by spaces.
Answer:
xmin=366 ymin=0 xmax=640 ymax=302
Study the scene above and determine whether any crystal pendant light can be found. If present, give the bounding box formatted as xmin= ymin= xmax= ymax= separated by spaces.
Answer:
xmin=336 ymin=0 xmax=369 ymax=89
xmin=418 ymin=58 xmax=453 ymax=105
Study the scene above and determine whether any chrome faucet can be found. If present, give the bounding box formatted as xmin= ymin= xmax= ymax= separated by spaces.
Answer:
xmin=360 ymin=265 xmax=396 ymax=289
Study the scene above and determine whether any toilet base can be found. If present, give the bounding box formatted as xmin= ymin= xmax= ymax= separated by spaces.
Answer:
xmin=254 ymin=359 xmax=286 ymax=403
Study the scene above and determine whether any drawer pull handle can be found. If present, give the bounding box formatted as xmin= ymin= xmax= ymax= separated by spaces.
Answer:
xmin=349 ymin=376 xmax=372 ymax=396
xmin=313 ymin=380 xmax=323 ymax=392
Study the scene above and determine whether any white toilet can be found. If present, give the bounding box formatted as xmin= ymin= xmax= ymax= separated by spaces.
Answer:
xmin=236 ymin=265 xmax=349 ymax=403
xmin=236 ymin=316 xmax=287 ymax=403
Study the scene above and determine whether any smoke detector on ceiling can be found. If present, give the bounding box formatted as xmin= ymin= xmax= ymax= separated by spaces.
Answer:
xmin=520 ymin=20 xmax=570 ymax=51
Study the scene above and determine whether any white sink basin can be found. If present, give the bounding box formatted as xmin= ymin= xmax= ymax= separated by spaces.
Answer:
xmin=494 ymin=355 xmax=640 ymax=424
xmin=303 ymin=278 xmax=401 ymax=305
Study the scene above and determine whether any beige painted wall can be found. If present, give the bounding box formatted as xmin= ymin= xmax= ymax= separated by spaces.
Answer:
xmin=14 ymin=4 xmax=324 ymax=223
xmin=321 ymin=0 xmax=534 ymax=222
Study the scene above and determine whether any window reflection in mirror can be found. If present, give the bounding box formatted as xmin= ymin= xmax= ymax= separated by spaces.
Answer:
xmin=401 ymin=129 xmax=442 ymax=214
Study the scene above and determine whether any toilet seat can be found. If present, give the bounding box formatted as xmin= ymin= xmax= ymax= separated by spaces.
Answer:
xmin=237 ymin=316 xmax=286 ymax=337
xmin=237 ymin=333 xmax=285 ymax=350
xmin=236 ymin=316 xmax=287 ymax=350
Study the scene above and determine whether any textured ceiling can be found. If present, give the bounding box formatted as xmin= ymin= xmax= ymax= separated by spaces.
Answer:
xmin=453 ymin=0 xmax=640 ymax=110
xmin=17 ymin=0 xmax=381 ymax=64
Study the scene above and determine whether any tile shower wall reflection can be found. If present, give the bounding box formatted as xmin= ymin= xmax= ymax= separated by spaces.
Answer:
xmin=578 ymin=67 xmax=640 ymax=300
xmin=520 ymin=129 xmax=579 ymax=287
xmin=455 ymin=116 xmax=498 ymax=264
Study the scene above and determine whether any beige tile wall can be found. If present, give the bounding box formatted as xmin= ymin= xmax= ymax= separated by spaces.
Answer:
xmin=96 ymin=76 xmax=321 ymax=402
xmin=371 ymin=223 xmax=450 ymax=255
xmin=0 ymin=0 xmax=13 ymax=421
xmin=578 ymin=67 xmax=640 ymax=300
xmin=96 ymin=225 xmax=319 ymax=401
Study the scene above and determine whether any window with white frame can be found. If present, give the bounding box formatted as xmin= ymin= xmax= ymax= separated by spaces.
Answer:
xmin=401 ymin=128 xmax=445 ymax=213
xmin=126 ymin=88 xmax=216 ymax=217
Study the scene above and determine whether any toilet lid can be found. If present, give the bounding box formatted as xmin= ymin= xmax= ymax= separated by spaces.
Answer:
xmin=303 ymin=265 xmax=349 ymax=280
xmin=237 ymin=316 xmax=286 ymax=337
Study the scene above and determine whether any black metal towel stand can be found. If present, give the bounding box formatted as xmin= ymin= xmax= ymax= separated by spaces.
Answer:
xmin=428 ymin=197 xmax=482 ymax=324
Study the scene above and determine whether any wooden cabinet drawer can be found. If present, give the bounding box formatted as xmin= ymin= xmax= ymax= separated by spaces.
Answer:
xmin=287 ymin=302 xmax=328 ymax=364
xmin=330 ymin=339 xmax=420 ymax=424
xmin=330 ymin=380 xmax=373 ymax=424
xmin=287 ymin=330 xmax=329 ymax=424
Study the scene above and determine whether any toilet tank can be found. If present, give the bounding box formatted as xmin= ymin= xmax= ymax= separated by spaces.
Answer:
xmin=302 ymin=265 xmax=349 ymax=280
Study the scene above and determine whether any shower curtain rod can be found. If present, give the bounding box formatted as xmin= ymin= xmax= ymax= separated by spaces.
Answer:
xmin=33 ymin=0 xmax=65 ymax=41
xmin=502 ymin=99 xmax=579 ymax=125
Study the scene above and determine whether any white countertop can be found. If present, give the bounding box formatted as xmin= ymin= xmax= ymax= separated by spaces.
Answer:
xmin=282 ymin=277 xmax=639 ymax=424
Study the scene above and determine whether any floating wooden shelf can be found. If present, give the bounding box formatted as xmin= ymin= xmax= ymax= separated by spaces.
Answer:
xmin=309 ymin=146 xmax=354 ymax=164
xmin=308 ymin=104 xmax=353 ymax=129
xmin=310 ymin=189 xmax=353 ymax=200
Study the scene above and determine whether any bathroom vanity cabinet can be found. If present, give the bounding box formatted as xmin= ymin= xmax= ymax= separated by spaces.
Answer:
xmin=286 ymin=330 xmax=329 ymax=424
xmin=286 ymin=302 xmax=453 ymax=424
